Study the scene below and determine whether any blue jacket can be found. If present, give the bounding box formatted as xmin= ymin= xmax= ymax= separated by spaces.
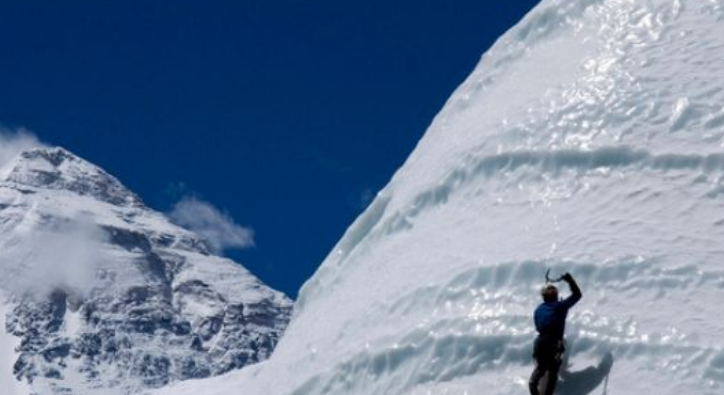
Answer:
xmin=534 ymin=278 xmax=582 ymax=341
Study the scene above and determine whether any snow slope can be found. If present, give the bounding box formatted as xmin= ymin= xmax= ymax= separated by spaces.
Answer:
xmin=157 ymin=0 xmax=724 ymax=394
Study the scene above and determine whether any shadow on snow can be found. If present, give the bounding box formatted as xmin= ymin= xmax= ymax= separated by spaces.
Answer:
xmin=557 ymin=352 xmax=615 ymax=395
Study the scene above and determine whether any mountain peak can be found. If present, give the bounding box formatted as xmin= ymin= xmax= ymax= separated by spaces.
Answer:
xmin=18 ymin=146 xmax=76 ymax=165
xmin=0 ymin=146 xmax=293 ymax=394
xmin=1 ymin=146 xmax=143 ymax=207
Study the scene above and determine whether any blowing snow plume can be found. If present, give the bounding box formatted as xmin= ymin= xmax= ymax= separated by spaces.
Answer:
xmin=0 ymin=128 xmax=45 ymax=168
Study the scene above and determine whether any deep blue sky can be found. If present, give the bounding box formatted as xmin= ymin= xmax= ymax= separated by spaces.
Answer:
xmin=0 ymin=0 xmax=541 ymax=298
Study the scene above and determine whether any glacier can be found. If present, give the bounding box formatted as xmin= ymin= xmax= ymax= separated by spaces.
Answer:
xmin=154 ymin=0 xmax=724 ymax=394
xmin=0 ymin=147 xmax=292 ymax=394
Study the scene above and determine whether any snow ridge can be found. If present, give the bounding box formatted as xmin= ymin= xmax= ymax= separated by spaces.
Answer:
xmin=1 ymin=147 xmax=143 ymax=207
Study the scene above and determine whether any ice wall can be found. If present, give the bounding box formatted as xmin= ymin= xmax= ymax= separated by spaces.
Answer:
xmin=156 ymin=0 xmax=724 ymax=394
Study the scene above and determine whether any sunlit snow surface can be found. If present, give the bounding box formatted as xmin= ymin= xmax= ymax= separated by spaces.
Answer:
xmin=156 ymin=0 xmax=724 ymax=394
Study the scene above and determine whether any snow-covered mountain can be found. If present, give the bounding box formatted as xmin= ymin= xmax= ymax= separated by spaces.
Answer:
xmin=155 ymin=0 xmax=724 ymax=394
xmin=0 ymin=147 xmax=292 ymax=395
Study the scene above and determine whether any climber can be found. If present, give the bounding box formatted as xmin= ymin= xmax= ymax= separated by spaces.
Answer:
xmin=529 ymin=271 xmax=581 ymax=395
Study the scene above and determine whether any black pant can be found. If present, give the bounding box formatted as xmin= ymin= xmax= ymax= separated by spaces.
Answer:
xmin=529 ymin=338 xmax=564 ymax=395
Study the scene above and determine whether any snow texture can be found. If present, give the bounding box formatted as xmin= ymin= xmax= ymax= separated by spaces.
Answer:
xmin=154 ymin=0 xmax=724 ymax=394
xmin=0 ymin=294 xmax=33 ymax=395
xmin=0 ymin=147 xmax=292 ymax=394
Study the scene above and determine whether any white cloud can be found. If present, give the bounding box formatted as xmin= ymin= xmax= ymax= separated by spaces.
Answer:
xmin=169 ymin=196 xmax=255 ymax=253
xmin=0 ymin=213 xmax=107 ymax=296
xmin=0 ymin=127 xmax=46 ymax=168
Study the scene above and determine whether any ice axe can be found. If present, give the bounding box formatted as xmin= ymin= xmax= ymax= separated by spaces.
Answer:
xmin=545 ymin=268 xmax=565 ymax=283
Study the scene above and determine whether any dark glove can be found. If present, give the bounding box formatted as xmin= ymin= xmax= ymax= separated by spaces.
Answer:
xmin=562 ymin=272 xmax=574 ymax=282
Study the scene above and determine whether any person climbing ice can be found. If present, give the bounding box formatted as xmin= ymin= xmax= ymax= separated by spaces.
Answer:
xmin=529 ymin=271 xmax=582 ymax=395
